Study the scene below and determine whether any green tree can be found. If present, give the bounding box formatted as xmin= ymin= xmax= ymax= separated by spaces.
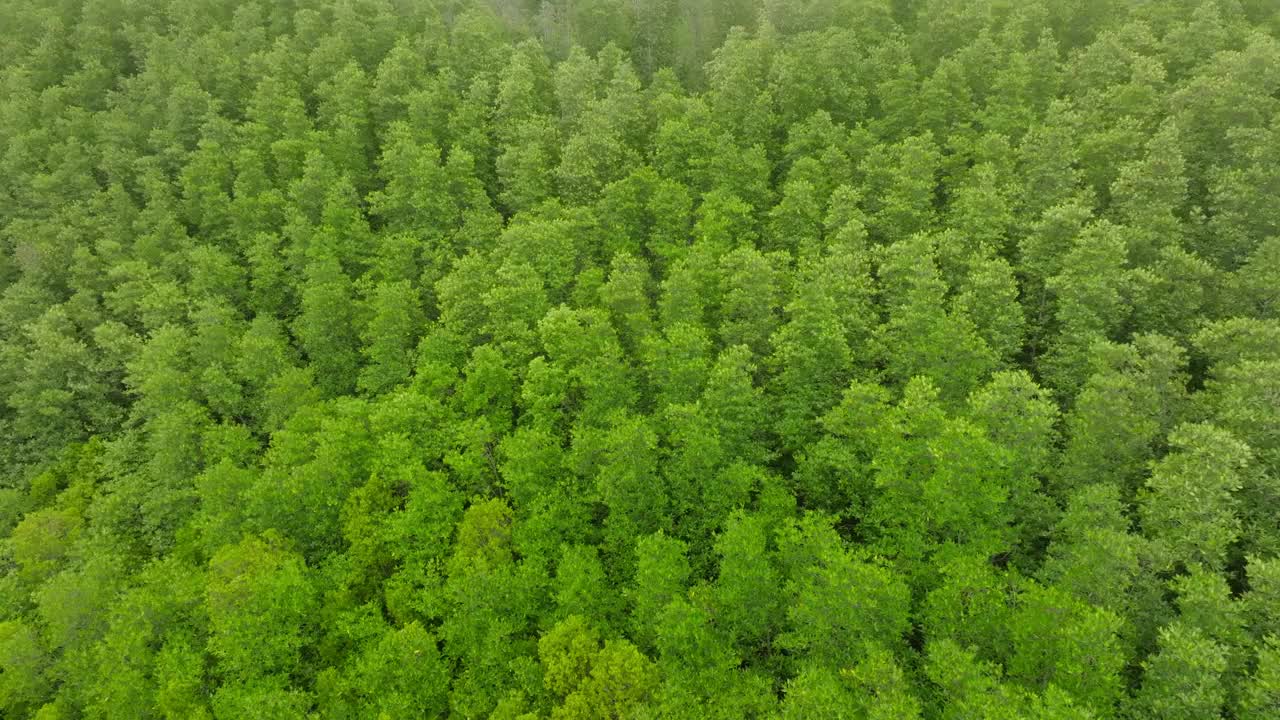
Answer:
xmin=1056 ymin=335 xmax=1189 ymax=499
xmin=629 ymin=532 xmax=690 ymax=651
xmin=778 ymin=540 xmax=911 ymax=670
xmin=1007 ymin=583 xmax=1126 ymax=714
xmin=441 ymin=498 xmax=545 ymax=718
xmin=1140 ymin=423 xmax=1251 ymax=572
xmin=1042 ymin=220 xmax=1133 ymax=397
xmin=346 ymin=623 xmax=450 ymax=718
xmin=497 ymin=117 xmax=559 ymax=214
xmin=712 ymin=512 xmax=784 ymax=655
xmin=1133 ymin=623 xmax=1228 ymax=720
xmin=863 ymin=133 xmax=942 ymax=240
xmin=554 ymin=639 xmax=659 ymax=720
xmin=597 ymin=413 xmax=666 ymax=564
xmin=599 ymin=251 xmax=656 ymax=356
xmin=555 ymin=544 xmax=620 ymax=627
xmin=702 ymin=345 xmax=770 ymax=467
xmin=877 ymin=233 xmax=997 ymax=405
xmin=367 ymin=122 xmax=456 ymax=244
xmin=1239 ymin=638 xmax=1280 ymax=720
xmin=206 ymin=534 xmax=316 ymax=680
xmin=767 ymin=280 xmax=853 ymax=453
xmin=0 ymin=621 xmax=51 ymax=718
xmin=643 ymin=323 xmax=711 ymax=411
xmin=357 ymin=280 xmax=424 ymax=395
xmin=1040 ymin=484 xmax=1149 ymax=619
xmin=716 ymin=246 xmax=783 ymax=358
xmin=292 ymin=254 xmax=360 ymax=397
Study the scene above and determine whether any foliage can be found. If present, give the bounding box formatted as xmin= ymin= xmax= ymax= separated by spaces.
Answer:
xmin=1 ymin=0 xmax=1277 ymax=716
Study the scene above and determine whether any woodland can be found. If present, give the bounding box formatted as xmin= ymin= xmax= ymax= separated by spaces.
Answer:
xmin=2 ymin=0 xmax=1280 ymax=718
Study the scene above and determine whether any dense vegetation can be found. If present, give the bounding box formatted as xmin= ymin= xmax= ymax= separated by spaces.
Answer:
xmin=2 ymin=0 xmax=1280 ymax=717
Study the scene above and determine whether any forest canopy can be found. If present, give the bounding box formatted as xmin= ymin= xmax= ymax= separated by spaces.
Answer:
xmin=2 ymin=0 xmax=1280 ymax=718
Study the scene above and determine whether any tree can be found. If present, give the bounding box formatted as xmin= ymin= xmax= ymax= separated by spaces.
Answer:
xmin=538 ymin=306 xmax=637 ymax=426
xmin=540 ymin=615 xmax=601 ymax=699
xmin=346 ymin=623 xmax=450 ymax=718
xmin=1056 ymin=335 xmax=1189 ymax=499
xmin=292 ymin=253 xmax=360 ymax=397
xmin=630 ymin=0 xmax=678 ymax=78
xmin=716 ymin=246 xmax=782 ymax=358
xmin=1127 ymin=245 xmax=1218 ymax=342
xmin=1227 ymin=236 xmax=1280 ymax=319
xmin=211 ymin=676 xmax=310 ymax=720
xmin=84 ymin=556 xmax=207 ymax=720
xmin=951 ymin=251 xmax=1026 ymax=367
xmin=765 ymin=179 xmax=823 ymax=257
xmin=357 ymin=280 xmax=424 ymax=395
xmin=1042 ymin=220 xmax=1132 ymax=397
xmin=795 ymin=379 xmax=891 ymax=514
xmin=554 ymin=639 xmax=659 ymax=720
xmin=878 ymin=233 xmax=997 ymax=405
xmin=1239 ymin=637 xmax=1280 ymax=720
xmin=1173 ymin=566 xmax=1248 ymax=697
xmin=1140 ymin=423 xmax=1251 ymax=572
xmin=7 ymin=305 xmax=120 ymax=460
xmin=1109 ymin=121 xmax=1188 ymax=265
xmin=778 ymin=540 xmax=911 ymax=670
xmin=923 ymin=547 xmax=1017 ymax=658
xmin=643 ymin=322 xmax=711 ymax=410
xmin=1133 ymin=623 xmax=1228 ymax=720
xmin=206 ymin=534 xmax=316 ymax=680
xmin=366 ymin=122 xmax=456 ymax=243
xmin=315 ymin=62 xmax=374 ymax=193
xmin=1040 ymin=484 xmax=1147 ymax=616
xmin=767 ymin=280 xmax=853 ymax=453
xmin=154 ymin=635 xmax=213 ymax=720
xmin=967 ymin=370 xmax=1059 ymax=488
xmin=653 ymin=597 xmax=739 ymax=702
xmin=866 ymin=379 xmax=1015 ymax=566
xmin=702 ymin=345 xmax=769 ymax=466
xmin=926 ymin=639 xmax=1094 ymax=720
xmin=1200 ymin=96 xmax=1280 ymax=269
xmin=1007 ymin=583 xmax=1126 ymax=713
xmin=1019 ymin=201 xmax=1093 ymax=358
xmin=556 ymin=112 xmax=637 ymax=207
xmin=441 ymin=498 xmax=545 ymax=718
xmin=863 ymin=133 xmax=942 ymax=241
xmin=242 ymin=400 xmax=374 ymax=559
xmin=482 ymin=259 xmax=553 ymax=363
xmin=646 ymin=175 xmax=694 ymax=271
xmin=497 ymin=116 xmax=559 ymax=214
xmin=382 ymin=463 xmax=465 ymax=626
xmin=596 ymin=413 xmax=666 ymax=564
xmin=629 ymin=532 xmax=690 ymax=651
xmin=0 ymin=621 xmax=51 ymax=718
xmin=712 ymin=512 xmax=784 ymax=655
xmin=1017 ymin=100 xmax=1087 ymax=214
xmin=539 ymin=616 xmax=659 ymax=720
xmin=1246 ymin=555 xmax=1280 ymax=645
xmin=840 ymin=643 xmax=924 ymax=720
xmin=688 ymin=189 xmax=755 ymax=259
xmin=779 ymin=666 xmax=857 ymax=720
xmin=599 ymin=252 xmax=655 ymax=356
xmin=1196 ymin=355 xmax=1280 ymax=518
xmin=554 ymin=544 xmax=620 ymax=627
